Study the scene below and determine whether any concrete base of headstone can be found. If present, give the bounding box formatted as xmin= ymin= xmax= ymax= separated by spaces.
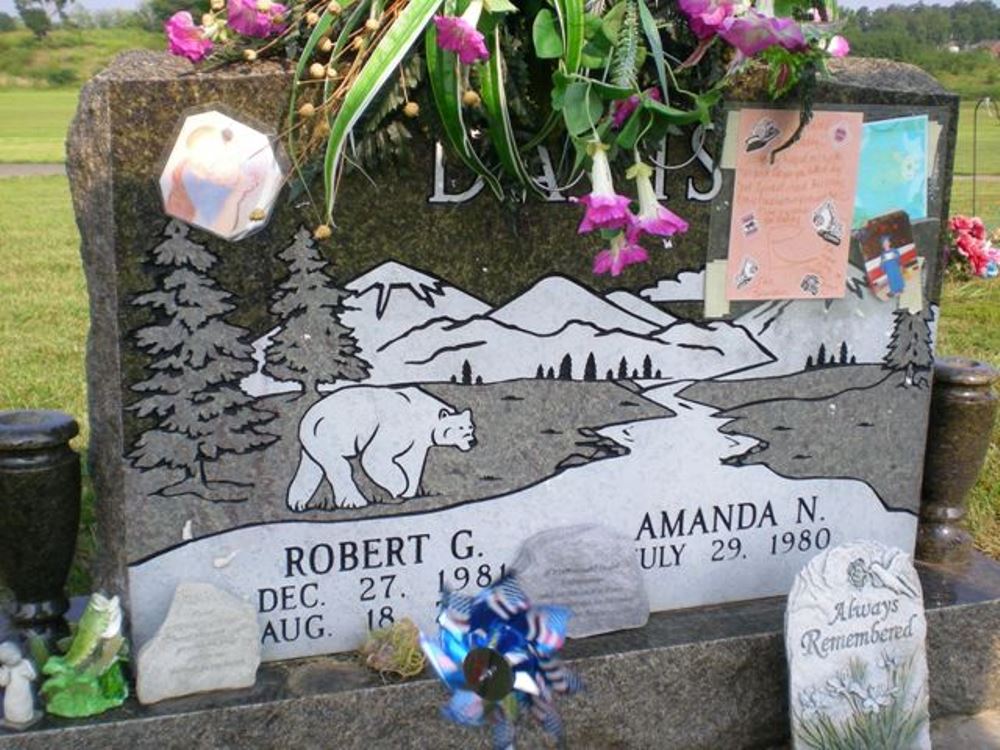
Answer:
xmin=3 ymin=554 xmax=998 ymax=749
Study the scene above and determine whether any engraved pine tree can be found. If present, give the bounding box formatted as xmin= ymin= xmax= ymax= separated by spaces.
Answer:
xmin=883 ymin=309 xmax=933 ymax=388
xmin=264 ymin=227 xmax=369 ymax=395
xmin=129 ymin=221 xmax=276 ymax=500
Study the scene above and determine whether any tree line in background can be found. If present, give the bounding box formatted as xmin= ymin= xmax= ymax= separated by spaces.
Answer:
xmin=0 ymin=0 xmax=192 ymax=37
xmin=840 ymin=0 xmax=1000 ymax=94
xmin=845 ymin=0 xmax=1000 ymax=49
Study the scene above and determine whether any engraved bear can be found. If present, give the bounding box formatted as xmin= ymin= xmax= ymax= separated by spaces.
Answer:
xmin=286 ymin=385 xmax=476 ymax=511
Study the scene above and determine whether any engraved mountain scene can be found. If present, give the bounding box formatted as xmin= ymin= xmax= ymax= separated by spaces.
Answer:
xmin=125 ymin=225 xmax=933 ymax=563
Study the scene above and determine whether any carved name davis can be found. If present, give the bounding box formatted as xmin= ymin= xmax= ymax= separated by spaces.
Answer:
xmin=428 ymin=129 xmax=723 ymax=204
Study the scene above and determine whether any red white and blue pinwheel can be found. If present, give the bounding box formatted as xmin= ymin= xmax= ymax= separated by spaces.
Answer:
xmin=419 ymin=574 xmax=582 ymax=749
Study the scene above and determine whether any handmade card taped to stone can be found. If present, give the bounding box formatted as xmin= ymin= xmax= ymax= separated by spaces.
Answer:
xmin=785 ymin=540 xmax=930 ymax=750
xmin=159 ymin=110 xmax=286 ymax=242
xmin=513 ymin=524 xmax=649 ymax=638
xmin=726 ymin=109 xmax=863 ymax=301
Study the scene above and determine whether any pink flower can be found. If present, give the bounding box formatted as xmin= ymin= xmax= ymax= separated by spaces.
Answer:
xmin=720 ymin=12 xmax=806 ymax=56
xmin=573 ymin=143 xmax=633 ymax=233
xmin=593 ymin=232 xmax=649 ymax=276
xmin=678 ymin=0 xmax=737 ymax=40
xmin=949 ymin=215 xmax=971 ymax=231
xmin=165 ymin=11 xmax=214 ymax=62
xmin=434 ymin=0 xmax=488 ymax=65
xmin=952 ymin=220 xmax=993 ymax=277
xmin=627 ymin=161 xmax=689 ymax=241
xmin=971 ymin=218 xmax=987 ymax=240
xmin=227 ymin=0 xmax=287 ymax=38
xmin=612 ymin=88 xmax=661 ymax=130
xmin=826 ymin=34 xmax=850 ymax=58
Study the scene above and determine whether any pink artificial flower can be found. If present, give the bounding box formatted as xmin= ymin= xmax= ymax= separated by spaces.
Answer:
xmin=165 ymin=11 xmax=214 ymax=62
xmin=612 ymin=88 xmax=662 ymax=130
xmin=678 ymin=0 xmax=737 ymax=40
xmin=951 ymin=218 xmax=993 ymax=277
xmin=627 ymin=161 xmax=689 ymax=241
xmin=593 ymin=232 xmax=649 ymax=276
xmin=720 ymin=12 xmax=807 ymax=56
xmin=826 ymin=34 xmax=850 ymax=58
xmin=573 ymin=143 xmax=633 ymax=233
xmin=227 ymin=0 xmax=287 ymax=38
xmin=434 ymin=0 xmax=489 ymax=65
xmin=949 ymin=215 xmax=971 ymax=232
xmin=971 ymin=217 xmax=987 ymax=240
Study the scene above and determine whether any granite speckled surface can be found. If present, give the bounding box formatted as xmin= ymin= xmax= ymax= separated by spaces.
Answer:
xmin=69 ymin=49 xmax=960 ymax=595
xmin=0 ymin=556 xmax=997 ymax=749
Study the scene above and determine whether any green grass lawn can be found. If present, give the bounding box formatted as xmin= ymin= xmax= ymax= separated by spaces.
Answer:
xmin=954 ymin=99 xmax=1000 ymax=177
xmin=0 ymin=27 xmax=161 ymax=162
xmin=0 ymin=28 xmax=162 ymax=90
xmin=0 ymin=173 xmax=997 ymax=575
xmin=0 ymin=89 xmax=78 ymax=162
xmin=950 ymin=177 xmax=1000 ymax=228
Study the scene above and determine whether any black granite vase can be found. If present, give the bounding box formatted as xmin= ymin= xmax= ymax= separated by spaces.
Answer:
xmin=917 ymin=358 xmax=998 ymax=564
xmin=0 ymin=411 xmax=81 ymax=641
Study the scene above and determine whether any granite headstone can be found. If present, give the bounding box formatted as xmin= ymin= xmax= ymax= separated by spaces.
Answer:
xmin=68 ymin=52 xmax=959 ymax=662
xmin=512 ymin=525 xmax=649 ymax=638
xmin=785 ymin=540 xmax=930 ymax=750
xmin=136 ymin=582 xmax=260 ymax=704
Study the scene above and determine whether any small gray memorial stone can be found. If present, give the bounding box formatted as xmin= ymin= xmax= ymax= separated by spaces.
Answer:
xmin=785 ymin=540 xmax=930 ymax=750
xmin=137 ymin=582 xmax=261 ymax=705
xmin=513 ymin=524 xmax=649 ymax=638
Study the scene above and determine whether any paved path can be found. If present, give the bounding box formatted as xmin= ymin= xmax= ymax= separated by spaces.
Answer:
xmin=0 ymin=163 xmax=66 ymax=177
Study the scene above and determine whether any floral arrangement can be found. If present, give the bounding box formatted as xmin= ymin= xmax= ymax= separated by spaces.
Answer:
xmin=948 ymin=215 xmax=999 ymax=279
xmin=165 ymin=0 xmax=849 ymax=275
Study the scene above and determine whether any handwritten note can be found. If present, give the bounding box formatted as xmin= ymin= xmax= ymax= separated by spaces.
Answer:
xmin=727 ymin=109 xmax=863 ymax=301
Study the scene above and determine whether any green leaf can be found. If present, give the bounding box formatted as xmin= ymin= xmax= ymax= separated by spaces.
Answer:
xmin=551 ymin=69 xmax=570 ymax=109
xmin=637 ymin=0 xmax=669 ymax=104
xmin=478 ymin=26 xmax=545 ymax=195
xmin=533 ymin=8 xmax=564 ymax=58
xmin=562 ymin=81 xmax=603 ymax=135
xmin=287 ymin=5 xmax=341 ymax=201
xmin=484 ymin=0 xmax=519 ymax=12
xmin=580 ymin=50 xmax=609 ymax=68
xmin=601 ymin=0 xmax=626 ymax=43
xmin=425 ymin=3 xmax=504 ymax=198
xmin=642 ymin=89 xmax=717 ymax=126
xmin=615 ymin=108 xmax=643 ymax=149
xmin=553 ymin=0 xmax=585 ymax=73
xmin=323 ymin=0 xmax=447 ymax=219
xmin=579 ymin=76 xmax=632 ymax=100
